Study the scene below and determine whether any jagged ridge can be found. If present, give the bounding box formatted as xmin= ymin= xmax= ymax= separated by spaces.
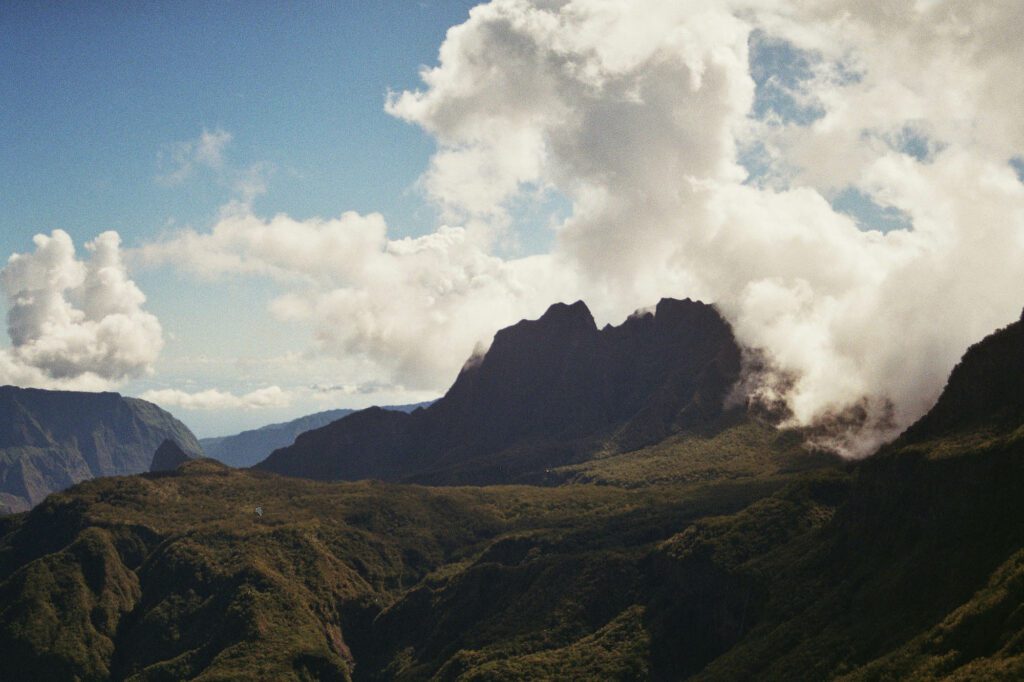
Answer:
xmin=257 ymin=298 xmax=742 ymax=485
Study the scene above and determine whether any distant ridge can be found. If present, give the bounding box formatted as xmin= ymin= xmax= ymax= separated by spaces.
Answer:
xmin=258 ymin=298 xmax=741 ymax=484
xmin=199 ymin=403 xmax=431 ymax=468
xmin=0 ymin=386 xmax=202 ymax=513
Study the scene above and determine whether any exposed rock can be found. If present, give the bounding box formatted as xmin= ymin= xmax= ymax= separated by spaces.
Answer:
xmin=258 ymin=297 xmax=741 ymax=484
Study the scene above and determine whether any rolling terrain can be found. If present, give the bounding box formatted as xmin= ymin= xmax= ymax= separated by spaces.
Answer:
xmin=0 ymin=306 xmax=1021 ymax=679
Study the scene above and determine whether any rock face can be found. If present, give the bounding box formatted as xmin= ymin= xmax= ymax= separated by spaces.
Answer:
xmin=199 ymin=403 xmax=431 ymax=468
xmin=900 ymin=314 xmax=1024 ymax=443
xmin=258 ymin=298 xmax=742 ymax=484
xmin=0 ymin=387 xmax=202 ymax=513
xmin=149 ymin=439 xmax=195 ymax=472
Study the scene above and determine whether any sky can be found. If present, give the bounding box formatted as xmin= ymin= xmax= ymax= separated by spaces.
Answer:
xmin=2 ymin=1 xmax=1023 ymax=451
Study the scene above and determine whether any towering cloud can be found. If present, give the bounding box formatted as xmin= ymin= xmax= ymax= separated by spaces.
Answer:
xmin=0 ymin=230 xmax=163 ymax=390
xmin=142 ymin=1 xmax=1024 ymax=455
xmin=385 ymin=0 xmax=1024 ymax=454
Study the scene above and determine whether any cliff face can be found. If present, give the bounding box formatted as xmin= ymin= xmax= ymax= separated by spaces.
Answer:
xmin=0 ymin=387 xmax=202 ymax=513
xmin=258 ymin=298 xmax=742 ymax=484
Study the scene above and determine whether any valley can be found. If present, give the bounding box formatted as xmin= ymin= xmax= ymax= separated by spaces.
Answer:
xmin=1 ymin=304 xmax=1022 ymax=680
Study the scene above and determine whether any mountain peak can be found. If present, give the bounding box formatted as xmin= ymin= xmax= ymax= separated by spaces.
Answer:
xmin=900 ymin=314 xmax=1024 ymax=444
xmin=538 ymin=300 xmax=596 ymax=327
xmin=259 ymin=296 xmax=741 ymax=484
xmin=150 ymin=438 xmax=194 ymax=472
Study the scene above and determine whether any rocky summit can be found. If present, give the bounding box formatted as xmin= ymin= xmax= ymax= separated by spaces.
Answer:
xmin=257 ymin=298 xmax=742 ymax=485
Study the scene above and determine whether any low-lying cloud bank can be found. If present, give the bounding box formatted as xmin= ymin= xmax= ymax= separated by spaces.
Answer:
xmin=139 ymin=386 xmax=291 ymax=411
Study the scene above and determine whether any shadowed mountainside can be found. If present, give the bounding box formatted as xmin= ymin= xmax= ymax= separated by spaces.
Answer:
xmin=1 ymin=308 xmax=1023 ymax=679
xmin=258 ymin=298 xmax=742 ymax=485
xmin=149 ymin=439 xmax=196 ymax=472
xmin=899 ymin=308 xmax=1024 ymax=446
xmin=0 ymin=387 xmax=202 ymax=514
xmin=200 ymin=403 xmax=432 ymax=469
xmin=0 ymin=444 xmax=818 ymax=680
xmin=693 ymin=312 xmax=1024 ymax=679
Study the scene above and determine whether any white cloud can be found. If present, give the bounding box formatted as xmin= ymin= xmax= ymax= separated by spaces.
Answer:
xmin=142 ymin=1 xmax=1024 ymax=456
xmin=157 ymin=129 xmax=270 ymax=203
xmin=158 ymin=128 xmax=233 ymax=185
xmin=377 ymin=0 xmax=1024 ymax=455
xmin=140 ymin=385 xmax=291 ymax=411
xmin=141 ymin=202 xmax=577 ymax=389
xmin=0 ymin=230 xmax=163 ymax=390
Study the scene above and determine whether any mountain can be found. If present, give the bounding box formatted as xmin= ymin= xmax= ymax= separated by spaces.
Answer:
xmin=2 ymin=305 xmax=1022 ymax=679
xmin=688 ymin=311 xmax=1024 ymax=679
xmin=149 ymin=439 xmax=196 ymax=472
xmin=199 ymin=403 xmax=430 ymax=468
xmin=899 ymin=308 xmax=1024 ymax=446
xmin=258 ymin=298 xmax=742 ymax=485
xmin=0 ymin=387 xmax=202 ymax=513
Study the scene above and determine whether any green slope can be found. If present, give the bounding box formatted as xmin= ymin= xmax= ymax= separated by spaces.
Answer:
xmin=2 ymin=314 xmax=1023 ymax=680
xmin=0 ymin=416 xmax=832 ymax=681
xmin=3 ymin=415 xmax=1024 ymax=680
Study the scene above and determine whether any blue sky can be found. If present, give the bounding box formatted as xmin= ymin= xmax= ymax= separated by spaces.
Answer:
xmin=2 ymin=1 xmax=480 ymax=434
xmin=3 ymin=1 xmax=1022 ymax=449
xmin=1 ymin=1 xmax=477 ymax=252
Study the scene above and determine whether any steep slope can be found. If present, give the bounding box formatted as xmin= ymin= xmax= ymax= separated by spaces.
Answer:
xmin=258 ymin=298 xmax=742 ymax=485
xmin=687 ymin=310 xmax=1024 ymax=680
xmin=200 ymin=403 xmax=431 ymax=468
xmin=0 ymin=387 xmax=202 ymax=513
xmin=149 ymin=439 xmax=196 ymax=472
xmin=899 ymin=308 xmax=1024 ymax=446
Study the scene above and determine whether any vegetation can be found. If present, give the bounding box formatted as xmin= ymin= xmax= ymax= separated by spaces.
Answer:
xmin=2 ymin=310 xmax=1023 ymax=679
xmin=0 ymin=431 xmax=826 ymax=681
xmin=3 ymin=407 xmax=1024 ymax=680
xmin=0 ymin=387 xmax=202 ymax=514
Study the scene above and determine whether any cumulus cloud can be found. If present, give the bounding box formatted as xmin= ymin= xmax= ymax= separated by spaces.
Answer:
xmin=0 ymin=230 xmax=163 ymax=390
xmin=140 ymin=385 xmax=291 ymax=411
xmin=381 ymin=0 xmax=1024 ymax=455
xmin=141 ymin=202 xmax=576 ymax=388
xmin=142 ymin=0 xmax=1024 ymax=456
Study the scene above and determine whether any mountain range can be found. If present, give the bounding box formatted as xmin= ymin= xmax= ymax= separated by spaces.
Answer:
xmin=258 ymin=298 xmax=744 ymax=485
xmin=0 ymin=301 xmax=1022 ymax=679
xmin=200 ymin=403 xmax=431 ymax=469
xmin=0 ymin=387 xmax=202 ymax=514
